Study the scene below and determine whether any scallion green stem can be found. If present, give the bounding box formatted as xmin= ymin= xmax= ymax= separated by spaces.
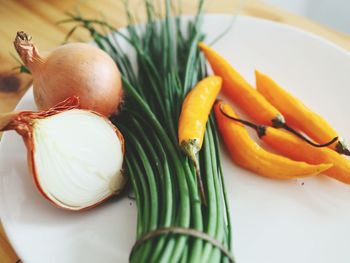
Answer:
xmin=66 ymin=1 xmax=234 ymax=262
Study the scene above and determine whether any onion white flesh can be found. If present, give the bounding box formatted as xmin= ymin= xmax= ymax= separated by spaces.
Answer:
xmin=31 ymin=109 xmax=124 ymax=210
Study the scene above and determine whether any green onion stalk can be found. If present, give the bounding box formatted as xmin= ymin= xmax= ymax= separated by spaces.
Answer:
xmin=64 ymin=0 xmax=233 ymax=262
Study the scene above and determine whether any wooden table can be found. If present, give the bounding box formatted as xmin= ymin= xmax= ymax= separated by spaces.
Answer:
xmin=0 ymin=0 xmax=349 ymax=262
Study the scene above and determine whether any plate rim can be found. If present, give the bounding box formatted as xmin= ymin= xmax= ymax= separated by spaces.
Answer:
xmin=1 ymin=14 xmax=350 ymax=262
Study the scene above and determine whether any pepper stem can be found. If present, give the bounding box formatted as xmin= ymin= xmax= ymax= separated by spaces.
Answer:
xmin=336 ymin=140 xmax=350 ymax=156
xmin=181 ymin=140 xmax=207 ymax=206
xmin=219 ymin=105 xmax=266 ymax=138
xmin=272 ymin=116 xmax=338 ymax=148
xmin=220 ymin=106 xmax=338 ymax=148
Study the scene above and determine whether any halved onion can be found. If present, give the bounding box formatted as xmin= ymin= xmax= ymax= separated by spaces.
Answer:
xmin=2 ymin=97 xmax=125 ymax=211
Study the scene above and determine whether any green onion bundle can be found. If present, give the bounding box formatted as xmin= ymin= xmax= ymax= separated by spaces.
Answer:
xmin=65 ymin=0 xmax=233 ymax=262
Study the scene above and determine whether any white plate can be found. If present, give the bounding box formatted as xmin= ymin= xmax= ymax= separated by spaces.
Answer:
xmin=1 ymin=15 xmax=350 ymax=263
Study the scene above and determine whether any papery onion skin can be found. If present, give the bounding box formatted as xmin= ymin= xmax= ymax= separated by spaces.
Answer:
xmin=14 ymin=32 xmax=123 ymax=117
xmin=2 ymin=97 xmax=126 ymax=211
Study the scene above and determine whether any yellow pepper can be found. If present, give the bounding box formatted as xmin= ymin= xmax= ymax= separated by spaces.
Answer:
xmin=255 ymin=70 xmax=349 ymax=155
xmin=214 ymin=100 xmax=332 ymax=179
xmin=199 ymin=42 xmax=337 ymax=149
xmin=178 ymin=75 xmax=222 ymax=204
xmin=198 ymin=42 xmax=282 ymax=126
xmin=262 ymin=127 xmax=350 ymax=184
xmin=178 ymin=75 xmax=222 ymax=159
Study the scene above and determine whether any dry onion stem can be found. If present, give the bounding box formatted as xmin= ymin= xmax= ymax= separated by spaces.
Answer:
xmin=0 ymin=97 xmax=126 ymax=211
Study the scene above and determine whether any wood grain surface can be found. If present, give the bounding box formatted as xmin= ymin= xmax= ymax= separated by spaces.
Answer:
xmin=0 ymin=0 xmax=349 ymax=262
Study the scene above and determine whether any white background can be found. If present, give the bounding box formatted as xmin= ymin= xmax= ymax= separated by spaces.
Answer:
xmin=264 ymin=0 xmax=350 ymax=34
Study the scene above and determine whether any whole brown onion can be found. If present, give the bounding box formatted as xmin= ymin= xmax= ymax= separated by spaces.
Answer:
xmin=14 ymin=31 xmax=123 ymax=116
